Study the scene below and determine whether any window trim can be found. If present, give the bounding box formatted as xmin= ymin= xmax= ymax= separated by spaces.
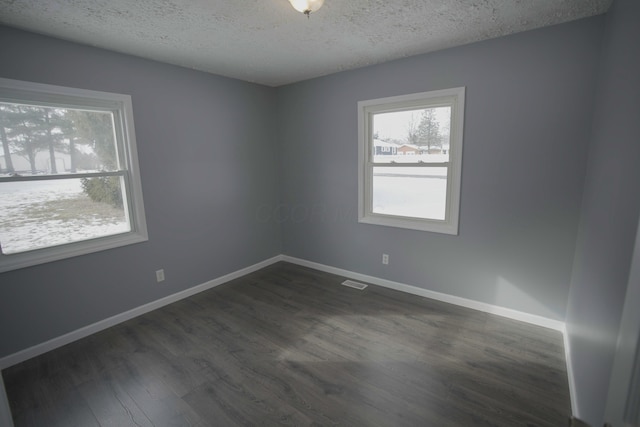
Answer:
xmin=0 ymin=77 xmax=148 ymax=272
xmin=357 ymin=87 xmax=465 ymax=235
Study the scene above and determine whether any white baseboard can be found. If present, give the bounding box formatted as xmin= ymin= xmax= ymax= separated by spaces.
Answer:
xmin=1 ymin=253 xmax=576 ymax=419
xmin=563 ymin=324 xmax=579 ymax=416
xmin=0 ymin=255 xmax=283 ymax=370
xmin=283 ymin=255 xmax=576 ymax=414
xmin=282 ymin=255 xmax=565 ymax=331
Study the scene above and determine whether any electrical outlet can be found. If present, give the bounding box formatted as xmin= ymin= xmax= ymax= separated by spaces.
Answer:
xmin=382 ymin=254 xmax=389 ymax=265
xmin=156 ymin=269 xmax=165 ymax=282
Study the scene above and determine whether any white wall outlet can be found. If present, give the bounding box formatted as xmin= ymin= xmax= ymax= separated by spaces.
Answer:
xmin=156 ymin=269 xmax=165 ymax=282
xmin=382 ymin=254 xmax=389 ymax=265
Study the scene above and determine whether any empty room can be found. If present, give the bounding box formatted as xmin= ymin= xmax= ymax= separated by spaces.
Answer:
xmin=1 ymin=0 xmax=639 ymax=426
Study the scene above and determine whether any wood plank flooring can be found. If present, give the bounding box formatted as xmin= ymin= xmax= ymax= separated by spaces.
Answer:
xmin=2 ymin=262 xmax=571 ymax=426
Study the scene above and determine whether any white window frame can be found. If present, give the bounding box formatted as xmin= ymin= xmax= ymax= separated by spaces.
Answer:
xmin=0 ymin=77 xmax=148 ymax=272
xmin=358 ymin=87 xmax=465 ymax=235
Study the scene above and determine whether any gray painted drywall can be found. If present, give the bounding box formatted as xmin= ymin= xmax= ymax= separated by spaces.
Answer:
xmin=605 ymin=216 xmax=640 ymax=427
xmin=0 ymin=25 xmax=281 ymax=359
xmin=565 ymin=0 xmax=640 ymax=424
xmin=277 ymin=17 xmax=603 ymax=321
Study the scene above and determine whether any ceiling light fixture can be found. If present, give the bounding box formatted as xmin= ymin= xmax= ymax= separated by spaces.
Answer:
xmin=288 ymin=0 xmax=324 ymax=17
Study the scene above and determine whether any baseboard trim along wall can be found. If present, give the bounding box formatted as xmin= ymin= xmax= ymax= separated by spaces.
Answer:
xmin=0 ymin=254 xmax=575 ymax=415
xmin=281 ymin=255 xmax=566 ymax=331
xmin=282 ymin=255 xmax=576 ymax=415
xmin=0 ymin=255 xmax=282 ymax=370
xmin=563 ymin=325 xmax=579 ymax=416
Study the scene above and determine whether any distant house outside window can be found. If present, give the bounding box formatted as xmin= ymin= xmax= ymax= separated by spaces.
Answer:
xmin=0 ymin=78 xmax=148 ymax=272
xmin=358 ymin=87 xmax=465 ymax=234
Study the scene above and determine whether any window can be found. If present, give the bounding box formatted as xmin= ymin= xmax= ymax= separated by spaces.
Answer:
xmin=358 ymin=87 xmax=465 ymax=234
xmin=0 ymin=78 xmax=147 ymax=272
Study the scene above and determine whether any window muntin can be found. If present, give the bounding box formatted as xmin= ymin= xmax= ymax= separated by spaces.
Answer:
xmin=0 ymin=78 xmax=147 ymax=272
xmin=358 ymin=87 xmax=465 ymax=234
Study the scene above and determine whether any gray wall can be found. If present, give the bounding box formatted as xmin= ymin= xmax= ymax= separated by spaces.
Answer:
xmin=277 ymin=17 xmax=603 ymax=321
xmin=2 ymin=11 xmax=636 ymax=424
xmin=0 ymin=26 xmax=282 ymax=359
xmin=565 ymin=0 xmax=640 ymax=424
xmin=605 ymin=218 xmax=640 ymax=427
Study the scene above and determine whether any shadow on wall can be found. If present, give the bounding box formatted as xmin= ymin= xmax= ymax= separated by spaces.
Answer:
xmin=567 ymin=325 xmax=620 ymax=423
xmin=494 ymin=276 xmax=560 ymax=320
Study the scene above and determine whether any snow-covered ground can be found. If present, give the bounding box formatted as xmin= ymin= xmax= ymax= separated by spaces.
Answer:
xmin=369 ymin=155 xmax=450 ymax=220
xmin=372 ymin=167 xmax=447 ymax=220
xmin=0 ymin=180 xmax=129 ymax=254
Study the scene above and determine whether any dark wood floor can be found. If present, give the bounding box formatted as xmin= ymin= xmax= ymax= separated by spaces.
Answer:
xmin=3 ymin=262 xmax=571 ymax=426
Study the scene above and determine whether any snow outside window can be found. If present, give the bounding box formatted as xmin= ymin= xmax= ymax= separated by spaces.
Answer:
xmin=358 ymin=87 xmax=465 ymax=234
xmin=0 ymin=78 xmax=147 ymax=272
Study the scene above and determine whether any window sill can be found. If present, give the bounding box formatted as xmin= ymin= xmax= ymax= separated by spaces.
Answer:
xmin=0 ymin=231 xmax=148 ymax=273
xmin=358 ymin=214 xmax=459 ymax=235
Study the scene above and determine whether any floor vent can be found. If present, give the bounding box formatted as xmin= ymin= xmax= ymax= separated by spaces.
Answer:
xmin=341 ymin=280 xmax=368 ymax=290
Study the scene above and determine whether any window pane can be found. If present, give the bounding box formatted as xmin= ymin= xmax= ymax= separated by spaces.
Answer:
xmin=372 ymin=166 xmax=447 ymax=220
xmin=0 ymin=103 xmax=118 ymax=176
xmin=372 ymin=107 xmax=451 ymax=163
xmin=0 ymin=178 xmax=130 ymax=254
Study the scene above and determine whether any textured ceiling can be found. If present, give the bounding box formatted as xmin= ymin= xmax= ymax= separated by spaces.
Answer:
xmin=0 ymin=0 xmax=612 ymax=87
